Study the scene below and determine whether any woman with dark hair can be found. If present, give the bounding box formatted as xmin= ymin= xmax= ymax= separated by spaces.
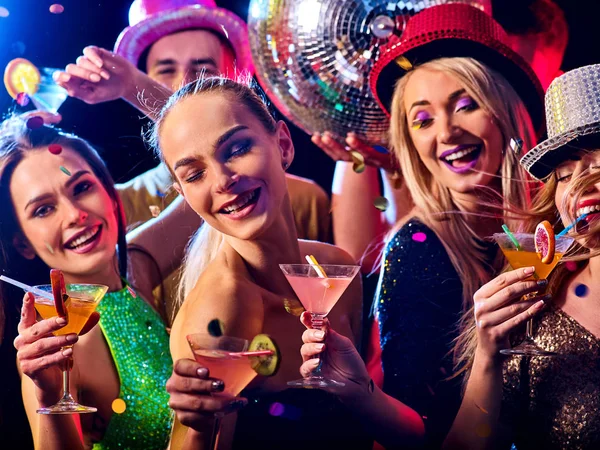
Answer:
xmin=2 ymin=116 xmax=199 ymax=449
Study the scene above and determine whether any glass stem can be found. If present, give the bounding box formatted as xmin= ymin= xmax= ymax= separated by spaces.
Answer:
xmin=311 ymin=313 xmax=326 ymax=376
xmin=525 ymin=319 xmax=534 ymax=341
xmin=59 ymin=348 xmax=75 ymax=403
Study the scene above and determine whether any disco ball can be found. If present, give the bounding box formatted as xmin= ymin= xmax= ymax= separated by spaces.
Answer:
xmin=247 ymin=0 xmax=491 ymax=145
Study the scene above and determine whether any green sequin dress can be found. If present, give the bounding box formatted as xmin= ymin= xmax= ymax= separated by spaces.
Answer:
xmin=93 ymin=283 xmax=173 ymax=450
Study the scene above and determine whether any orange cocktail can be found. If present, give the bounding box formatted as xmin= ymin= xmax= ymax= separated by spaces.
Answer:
xmin=34 ymin=297 xmax=99 ymax=336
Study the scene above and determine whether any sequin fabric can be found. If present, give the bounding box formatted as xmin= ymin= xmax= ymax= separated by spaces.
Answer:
xmin=503 ymin=308 xmax=600 ymax=450
xmin=93 ymin=283 xmax=173 ymax=450
xmin=375 ymin=219 xmax=464 ymax=448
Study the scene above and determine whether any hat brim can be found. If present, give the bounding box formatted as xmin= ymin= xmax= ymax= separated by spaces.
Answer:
xmin=520 ymin=123 xmax=600 ymax=180
xmin=114 ymin=5 xmax=254 ymax=74
xmin=373 ymin=38 xmax=544 ymax=135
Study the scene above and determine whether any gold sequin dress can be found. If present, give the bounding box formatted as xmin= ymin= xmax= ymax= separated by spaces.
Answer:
xmin=503 ymin=308 xmax=600 ymax=449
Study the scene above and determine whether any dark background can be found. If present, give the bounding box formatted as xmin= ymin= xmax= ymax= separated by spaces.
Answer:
xmin=1 ymin=0 xmax=599 ymax=193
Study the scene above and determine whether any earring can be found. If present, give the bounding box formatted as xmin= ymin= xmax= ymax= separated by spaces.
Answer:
xmin=282 ymin=162 xmax=289 ymax=170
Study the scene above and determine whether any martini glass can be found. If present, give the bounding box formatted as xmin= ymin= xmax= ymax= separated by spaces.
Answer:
xmin=32 ymin=283 xmax=108 ymax=414
xmin=492 ymin=233 xmax=574 ymax=356
xmin=279 ymin=264 xmax=360 ymax=388
xmin=187 ymin=334 xmax=270 ymax=450
xmin=30 ymin=68 xmax=68 ymax=113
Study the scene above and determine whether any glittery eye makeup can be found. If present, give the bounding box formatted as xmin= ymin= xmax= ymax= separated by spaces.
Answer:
xmin=411 ymin=111 xmax=432 ymax=130
xmin=456 ymin=96 xmax=477 ymax=111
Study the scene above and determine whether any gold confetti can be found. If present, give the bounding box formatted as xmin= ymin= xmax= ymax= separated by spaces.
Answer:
xmin=474 ymin=402 xmax=489 ymax=414
xmin=44 ymin=242 xmax=54 ymax=254
xmin=283 ymin=298 xmax=305 ymax=316
xmin=350 ymin=150 xmax=365 ymax=173
xmin=395 ymin=56 xmax=413 ymax=71
xmin=510 ymin=137 xmax=523 ymax=154
xmin=149 ymin=205 xmax=160 ymax=218
xmin=111 ymin=398 xmax=126 ymax=414
xmin=373 ymin=196 xmax=389 ymax=211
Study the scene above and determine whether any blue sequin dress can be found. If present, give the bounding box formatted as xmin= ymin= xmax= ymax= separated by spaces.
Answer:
xmin=93 ymin=283 xmax=173 ymax=450
xmin=375 ymin=219 xmax=465 ymax=449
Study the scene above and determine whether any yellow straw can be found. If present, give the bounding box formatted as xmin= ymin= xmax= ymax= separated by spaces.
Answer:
xmin=305 ymin=255 xmax=327 ymax=278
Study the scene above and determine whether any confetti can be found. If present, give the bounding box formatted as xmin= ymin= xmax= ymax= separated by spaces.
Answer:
xmin=510 ymin=137 xmax=523 ymax=154
xmin=126 ymin=285 xmax=137 ymax=298
xmin=0 ymin=7 xmax=9 ymax=18
xmin=372 ymin=145 xmax=389 ymax=154
xmin=395 ymin=55 xmax=413 ymax=71
xmin=16 ymin=92 xmax=29 ymax=107
xmin=156 ymin=190 xmax=166 ymax=198
xmin=44 ymin=242 xmax=54 ymax=254
xmin=373 ymin=196 xmax=389 ymax=211
xmin=350 ymin=150 xmax=365 ymax=173
xmin=412 ymin=232 xmax=427 ymax=243
xmin=48 ymin=144 xmax=62 ymax=155
xmin=49 ymin=4 xmax=64 ymax=14
xmin=59 ymin=166 xmax=71 ymax=176
xmin=207 ymin=318 xmax=224 ymax=337
xmin=283 ymin=298 xmax=305 ymax=316
xmin=475 ymin=423 xmax=492 ymax=438
xmin=474 ymin=403 xmax=489 ymax=414
xmin=574 ymin=283 xmax=589 ymax=298
xmin=149 ymin=205 xmax=161 ymax=218
xmin=268 ymin=402 xmax=285 ymax=417
xmin=111 ymin=398 xmax=126 ymax=414
xmin=565 ymin=261 xmax=578 ymax=272
xmin=26 ymin=116 xmax=44 ymax=130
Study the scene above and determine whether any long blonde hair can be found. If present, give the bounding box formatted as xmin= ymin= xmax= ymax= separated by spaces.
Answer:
xmin=388 ymin=57 xmax=537 ymax=374
xmin=146 ymin=76 xmax=278 ymax=309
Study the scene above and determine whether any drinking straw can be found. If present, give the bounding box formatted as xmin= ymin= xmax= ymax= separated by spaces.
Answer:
xmin=501 ymin=224 xmax=522 ymax=251
xmin=230 ymin=350 xmax=273 ymax=357
xmin=305 ymin=255 xmax=328 ymax=278
xmin=0 ymin=275 xmax=54 ymax=301
xmin=557 ymin=213 xmax=588 ymax=237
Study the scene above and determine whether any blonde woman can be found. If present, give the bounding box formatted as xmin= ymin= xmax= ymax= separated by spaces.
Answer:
xmin=446 ymin=64 xmax=600 ymax=450
xmin=302 ymin=4 xmax=543 ymax=448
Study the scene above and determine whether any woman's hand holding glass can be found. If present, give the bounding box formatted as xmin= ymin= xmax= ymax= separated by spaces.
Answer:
xmin=14 ymin=292 xmax=99 ymax=406
xmin=473 ymin=267 xmax=549 ymax=360
xmin=299 ymin=312 xmax=371 ymax=398
xmin=166 ymin=359 xmax=248 ymax=432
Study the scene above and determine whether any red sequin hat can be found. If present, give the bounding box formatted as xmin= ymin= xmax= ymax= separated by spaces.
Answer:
xmin=114 ymin=0 xmax=253 ymax=74
xmin=370 ymin=3 xmax=544 ymax=134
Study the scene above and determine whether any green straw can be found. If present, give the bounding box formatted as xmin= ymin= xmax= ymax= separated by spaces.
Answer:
xmin=501 ymin=224 xmax=522 ymax=251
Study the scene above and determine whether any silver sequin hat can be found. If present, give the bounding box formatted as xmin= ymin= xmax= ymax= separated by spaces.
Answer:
xmin=521 ymin=64 xmax=600 ymax=180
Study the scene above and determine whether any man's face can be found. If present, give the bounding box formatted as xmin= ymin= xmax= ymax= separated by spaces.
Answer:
xmin=146 ymin=29 xmax=236 ymax=91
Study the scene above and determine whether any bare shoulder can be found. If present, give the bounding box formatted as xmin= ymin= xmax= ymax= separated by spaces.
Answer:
xmin=285 ymin=174 xmax=329 ymax=201
xmin=170 ymin=258 xmax=263 ymax=359
xmin=298 ymin=239 xmax=357 ymax=266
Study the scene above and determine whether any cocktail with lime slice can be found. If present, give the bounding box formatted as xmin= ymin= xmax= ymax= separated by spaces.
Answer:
xmin=279 ymin=263 xmax=360 ymax=387
xmin=493 ymin=221 xmax=574 ymax=356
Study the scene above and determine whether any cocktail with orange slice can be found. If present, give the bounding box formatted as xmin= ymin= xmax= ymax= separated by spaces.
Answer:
xmin=31 ymin=270 xmax=107 ymax=414
xmin=493 ymin=221 xmax=574 ymax=356
xmin=4 ymin=58 xmax=68 ymax=113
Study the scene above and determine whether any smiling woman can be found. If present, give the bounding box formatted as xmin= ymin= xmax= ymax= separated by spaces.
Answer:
xmin=0 ymin=115 xmax=202 ymax=449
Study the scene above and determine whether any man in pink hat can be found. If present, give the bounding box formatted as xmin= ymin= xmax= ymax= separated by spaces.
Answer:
xmin=55 ymin=0 xmax=332 ymax=323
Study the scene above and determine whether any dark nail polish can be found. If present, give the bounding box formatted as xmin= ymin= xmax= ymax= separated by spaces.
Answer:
xmin=211 ymin=380 xmax=224 ymax=392
xmin=537 ymin=279 xmax=548 ymax=288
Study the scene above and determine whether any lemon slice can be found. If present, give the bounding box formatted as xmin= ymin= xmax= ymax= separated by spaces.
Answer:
xmin=4 ymin=58 xmax=41 ymax=99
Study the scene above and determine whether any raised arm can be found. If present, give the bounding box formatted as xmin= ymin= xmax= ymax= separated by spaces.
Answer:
xmin=126 ymin=196 xmax=203 ymax=302
xmin=54 ymin=46 xmax=172 ymax=120
xmin=444 ymin=267 xmax=547 ymax=450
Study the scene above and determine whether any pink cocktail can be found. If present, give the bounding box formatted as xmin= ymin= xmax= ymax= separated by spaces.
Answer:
xmin=279 ymin=263 xmax=360 ymax=388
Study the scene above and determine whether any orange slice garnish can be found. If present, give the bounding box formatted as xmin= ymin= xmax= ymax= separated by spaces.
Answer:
xmin=535 ymin=220 xmax=555 ymax=264
xmin=4 ymin=58 xmax=40 ymax=99
xmin=50 ymin=269 xmax=67 ymax=318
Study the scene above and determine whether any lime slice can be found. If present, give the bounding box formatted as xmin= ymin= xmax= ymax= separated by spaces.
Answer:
xmin=249 ymin=334 xmax=280 ymax=376
xmin=4 ymin=58 xmax=40 ymax=99
xmin=535 ymin=220 xmax=555 ymax=264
